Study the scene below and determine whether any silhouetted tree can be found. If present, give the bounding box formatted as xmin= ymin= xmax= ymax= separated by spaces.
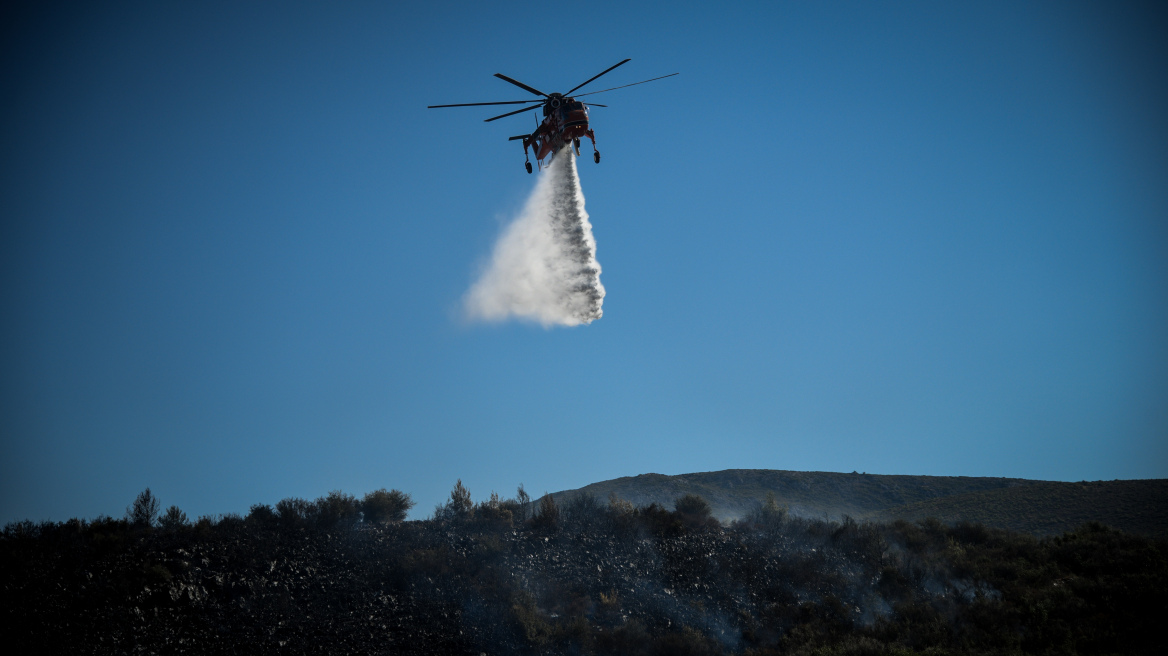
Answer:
xmin=312 ymin=491 xmax=360 ymax=528
xmin=608 ymin=492 xmax=634 ymax=516
xmin=158 ymin=505 xmax=188 ymax=530
xmin=563 ymin=492 xmax=604 ymax=529
xmin=745 ymin=491 xmax=788 ymax=528
xmin=361 ymin=488 xmax=414 ymax=524
xmin=275 ymin=497 xmax=311 ymax=527
xmin=126 ymin=488 xmax=160 ymax=528
xmin=435 ymin=480 xmax=473 ymax=521
xmin=246 ymin=503 xmax=277 ymax=528
xmin=475 ymin=491 xmax=513 ymax=524
xmin=515 ymin=484 xmax=531 ymax=523
xmin=532 ymin=493 xmax=559 ymax=531
xmin=674 ymin=494 xmax=712 ymax=520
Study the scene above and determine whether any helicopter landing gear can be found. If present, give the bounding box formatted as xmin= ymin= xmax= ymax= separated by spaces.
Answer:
xmin=573 ymin=138 xmax=581 ymax=157
xmin=525 ymin=161 xmax=532 ymax=174
xmin=594 ymin=151 xmax=601 ymax=164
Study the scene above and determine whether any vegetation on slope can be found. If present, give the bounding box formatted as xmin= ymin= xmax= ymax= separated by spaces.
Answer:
xmin=3 ymin=484 xmax=1165 ymax=655
xmin=555 ymin=470 xmax=1168 ymax=538
xmin=555 ymin=470 xmax=1033 ymax=521
xmin=876 ymin=479 xmax=1168 ymax=538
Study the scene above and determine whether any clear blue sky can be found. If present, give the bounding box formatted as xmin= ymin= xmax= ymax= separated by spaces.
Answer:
xmin=2 ymin=1 xmax=1165 ymax=524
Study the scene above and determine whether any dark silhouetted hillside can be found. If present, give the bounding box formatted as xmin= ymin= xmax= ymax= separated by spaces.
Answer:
xmin=554 ymin=470 xmax=1031 ymax=521
xmin=3 ymin=483 xmax=1166 ymax=654
xmin=876 ymin=478 xmax=1168 ymax=538
xmin=554 ymin=470 xmax=1168 ymax=538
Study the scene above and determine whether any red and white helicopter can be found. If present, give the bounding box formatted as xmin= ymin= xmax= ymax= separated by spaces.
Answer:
xmin=428 ymin=59 xmax=677 ymax=173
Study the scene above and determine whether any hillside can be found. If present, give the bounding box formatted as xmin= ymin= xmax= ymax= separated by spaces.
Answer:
xmin=875 ymin=478 xmax=1168 ymax=538
xmin=553 ymin=469 xmax=1032 ymax=521
xmin=4 ymin=488 xmax=1166 ymax=655
xmin=553 ymin=470 xmax=1168 ymax=538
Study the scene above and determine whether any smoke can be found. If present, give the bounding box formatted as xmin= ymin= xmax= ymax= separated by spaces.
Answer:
xmin=463 ymin=150 xmax=605 ymax=327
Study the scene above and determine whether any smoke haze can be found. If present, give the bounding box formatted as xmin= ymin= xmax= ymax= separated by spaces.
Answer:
xmin=464 ymin=151 xmax=605 ymax=327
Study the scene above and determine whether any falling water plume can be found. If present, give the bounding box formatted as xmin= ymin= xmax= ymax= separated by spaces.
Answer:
xmin=464 ymin=151 xmax=605 ymax=327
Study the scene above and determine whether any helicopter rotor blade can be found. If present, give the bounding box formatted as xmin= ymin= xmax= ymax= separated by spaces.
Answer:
xmin=493 ymin=74 xmax=548 ymax=98
xmin=485 ymin=103 xmax=545 ymax=122
xmin=565 ymin=58 xmax=631 ymax=96
xmin=428 ymin=100 xmax=546 ymax=108
xmin=583 ymin=103 xmax=607 ymax=107
xmin=574 ymin=73 xmax=679 ymax=98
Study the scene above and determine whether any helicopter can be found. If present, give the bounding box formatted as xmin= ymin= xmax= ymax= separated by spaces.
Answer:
xmin=427 ymin=59 xmax=677 ymax=173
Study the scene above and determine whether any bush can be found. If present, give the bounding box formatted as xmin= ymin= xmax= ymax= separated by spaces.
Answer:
xmin=246 ymin=504 xmax=277 ymax=527
xmin=435 ymin=480 xmax=474 ymax=521
xmin=514 ymin=484 xmax=532 ymax=524
xmin=562 ymin=492 xmax=605 ymax=530
xmin=531 ymin=493 xmax=560 ymax=531
xmin=126 ymin=488 xmax=160 ymax=528
xmin=311 ymin=491 xmax=361 ymax=528
xmin=361 ymin=488 xmax=415 ymax=524
xmin=674 ymin=493 xmax=713 ymax=528
xmin=158 ymin=505 xmax=189 ymax=530
xmin=275 ymin=497 xmax=312 ymax=528
xmin=475 ymin=491 xmax=513 ymax=525
xmin=745 ymin=492 xmax=788 ymax=528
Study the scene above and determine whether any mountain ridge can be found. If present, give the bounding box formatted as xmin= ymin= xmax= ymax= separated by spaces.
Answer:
xmin=552 ymin=469 xmax=1168 ymax=537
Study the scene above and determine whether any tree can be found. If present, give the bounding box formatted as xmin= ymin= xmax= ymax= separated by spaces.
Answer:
xmin=515 ymin=484 xmax=532 ymax=523
xmin=475 ymin=491 xmax=513 ymax=524
xmin=311 ymin=490 xmax=361 ymax=528
xmin=126 ymin=488 xmax=160 ymax=528
xmin=675 ymin=493 xmax=715 ymax=530
xmin=745 ymin=492 xmax=788 ymax=528
xmin=674 ymin=493 xmax=712 ymax=520
xmin=246 ymin=503 xmax=277 ymax=527
xmin=158 ymin=505 xmax=189 ymax=530
xmin=563 ymin=492 xmax=604 ymax=529
xmin=275 ymin=497 xmax=311 ymax=527
xmin=532 ymin=493 xmax=559 ymax=531
xmin=361 ymin=488 xmax=415 ymax=524
xmin=449 ymin=480 xmax=472 ymax=516
xmin=434 ymin=479 xmax=474 ymax=521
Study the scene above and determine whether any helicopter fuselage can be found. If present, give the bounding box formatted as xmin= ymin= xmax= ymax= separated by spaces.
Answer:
xmin=521 ymin=95 xmax=597 ymax=169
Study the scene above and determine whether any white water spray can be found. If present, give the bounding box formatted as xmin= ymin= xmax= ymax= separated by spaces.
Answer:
xmin=464 ymin=151 xmax=605 ymax=327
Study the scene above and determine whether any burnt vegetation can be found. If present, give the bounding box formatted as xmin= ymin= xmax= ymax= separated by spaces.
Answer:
xmin=2 ymin=484 xmax=1164 ymax=655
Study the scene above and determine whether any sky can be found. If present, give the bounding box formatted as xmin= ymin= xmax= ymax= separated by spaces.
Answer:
xmin=2 ymin=1 xmax=1165 ymax=524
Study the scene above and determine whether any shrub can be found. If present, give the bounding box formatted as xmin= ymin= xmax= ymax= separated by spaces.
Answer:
xmin=193 ymin=515 xmax=216 ymax=534
xmin=674 ymin=493 xmax=713 ymax=527
xmin=126 ymin=488 xmax=160 ymax=528
xmin=640 ymin=502 xmax=683 ymax=537
xmin=311 ymin=491 xmax=361 ymax=528
xmin=745 ymin=492 xmax=788 ymax=528
xmin=361 ymin=488 xmax=415 ymax=524
xmin=514 ymin=484 xmax=532 ymax=523
xmin=562 ymin=492 xmax=604 ymax=530
xmin=246 ymin=503 xmax=277 ymax=527
xmin=3 ymin=519 xmax=39 ymax=538
xmin=475 ymin=491 xmax=513 ymax=525
xmin=217 ymin=513 xmax=245 ymax=530
xmin=531 ymin=493 xmax=560 ymax=531
xmin=608 ymin=493 xmax=634 ymax=516
xmin=275 ymin=497 xmax=312 ymax=527
xmin=158 ymin=505 xmax=189 ymax=530
xmin=435 ymin=480 xmax=474 ymax=521
xmin=499 ymin=497 xmax=525 ymax=522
